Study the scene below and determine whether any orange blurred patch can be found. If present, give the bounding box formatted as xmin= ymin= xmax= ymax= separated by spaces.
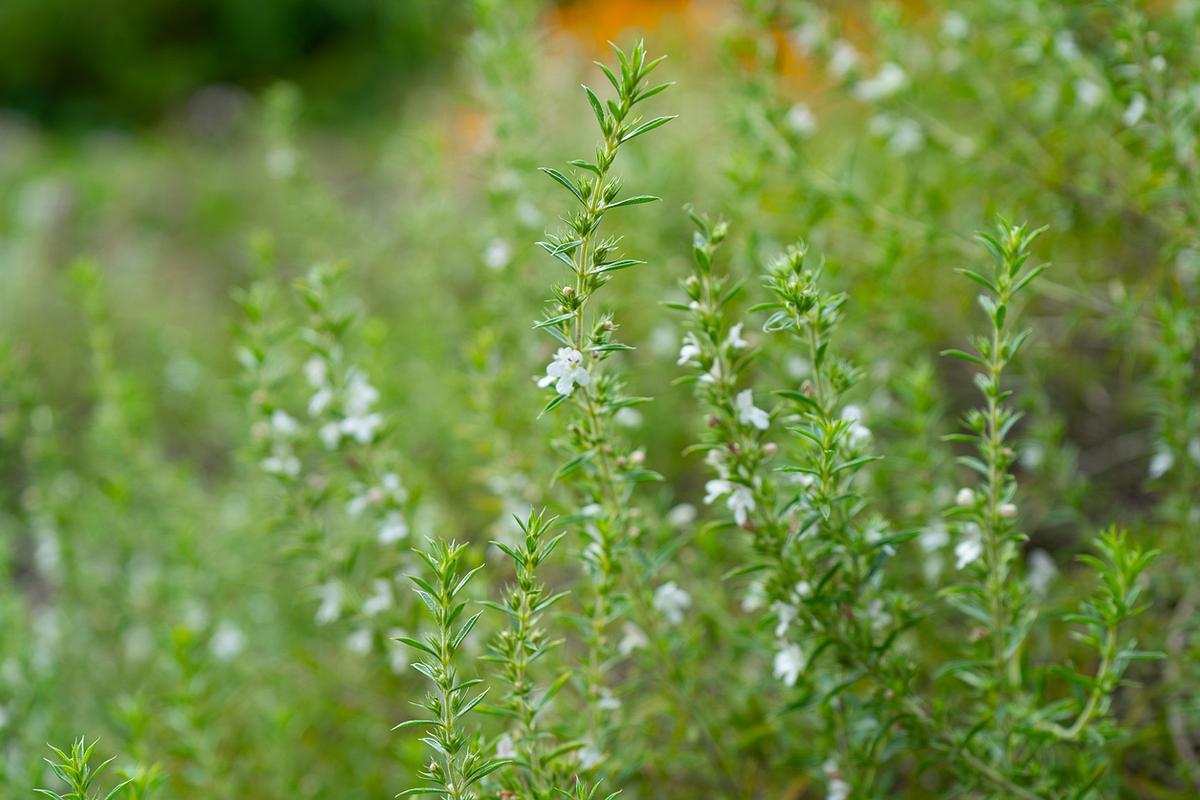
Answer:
xmin=544 ymin=0 xmax=720 ymax=53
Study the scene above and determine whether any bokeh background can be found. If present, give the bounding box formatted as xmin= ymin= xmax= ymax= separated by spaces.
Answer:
xmin=2 ymin=0 xmax=1198 ymax=797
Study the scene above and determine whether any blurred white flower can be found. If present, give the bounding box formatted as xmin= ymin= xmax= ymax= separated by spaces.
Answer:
xmin=941 ymin=12 xmax=969 ymax=41
xmin=379 ymin=511 xmax=409 ymax=545
xmin=270 ymin=409 xmax=300 ymax=436
xmin=841 ymin=404 xmax=871 ymax=445
xmin=304 ymin=357 xmax=328 ymax=388
xmin=653 ymin=581 xmax=692 ymax=624
xmin=1149 ymin=448 xmax=1174 ymax=478
xmin=956 ymin=487 xmax=975 ymax=507
xmin=773 ymin=643 xmax=806 ymax=686
xmin=824 ymin=759 xmax=851 ymax=800
xmin=577 ymin=744 xmax=603 ymax=770
xmin=854 ymin=63 xmax=907 ymax=102
xmin=1075 ymin=78 xmax=1103 ymax=110
xmin=784 ymin=103 xmax=817 ymax=137
xmin=742 ymin=579 xmax=767 ymax=613
xmin=483 ymin=238 xmax=512 ymax=271
xmin=496 ymin=734 xmax=517 ymax=760
xmin=829 ymin=41 xmax=859 ymax=77
xmin=315 ymin=580 xmax=343 ymax=625
xmin=736 ymin=390 xmax=770 ymax=430
xmin=955 ymin=527 xmax=983 ymax=569
xmin=619 ymin=622 xmax=649 ymax=656
xmin=1028 ymin=549 xmax=1058 ymax=597
xmin=614 ymin=407 xmax=643 ymax=428
xmin=1123 ymin=94 xmax=1148 ymax=126
xmin=677 ymin=333 xmax=702 ymax=366
xmin=596 ymin=687 xmax=622 ymax=711
xmin=704 ymin=479 xmax=756 ymax=525
xmin=210 ymin=621 xmax=245 ymax=661
xmin=772 ymin=601 xmax=797 ymax=639
xmin=667 ymin=503 xmax=697 ymax=528
xmin=1054 ymin=31 xmax=1081 ymax=62
xmin=726 ymin=322 xmax=750 ymax=351
xmin=346 ymin=628 xmax=372 ymax=655
xmin=887 ymin=118 xmax=924 ymax=155
xmin=539 ymin=347 xmax=590 ymax=395
xmin=362 ymin=579 xmax=393 ymax=617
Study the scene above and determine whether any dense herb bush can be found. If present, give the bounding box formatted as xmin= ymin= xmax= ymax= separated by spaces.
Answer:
xmin=3 ymin=1 xmax=1199 ymax=798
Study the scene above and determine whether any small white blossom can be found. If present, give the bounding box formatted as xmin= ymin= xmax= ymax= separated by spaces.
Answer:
xmin=841 ymin=405 xmax=871 ymax=445
xmin=308 ymin=386 xmax=334 ymax=417
xmin=667 ymin=503 xmax=697 ymax=528
xmin=742 ymin=579 xmax=767 ymax=613
xmin=319 ymin=421 xmax=342 ymax=450
xmin=829 ymin=40 xmax=859 ymax=77
xmin=824 ymin=760 xmax=851 ymax=800
xmin=727 ymin=323 xmax=750 ymax=352
xmin=577 ymin=744 xmax=603 ymax=770
xmin=772 ymin=601 xmax=797 ymax=639
xmin=346 ymin=628 xmax=372 ymax=655
xmin=618 ymin=622 xmax=649 ymax=656
xmin=495 ymin=735 xmax=517 ymax=760
xmin=1028 ymin=549 xmax=1058 ymax=597
xmin=705 ymin=479 xmax=757 ymax=526
xmin=345 ymin=370 xmax=380 ymax=417
xmin=1123 ymin=93 xmax=1148 ymax=126
xmin=270 ymin=409 xmax=300 ymax=436
xmin=854 ymin=62 xmax=907 ymax=102
xmin=362 ymin=579 xmax=394 ymax=617
xmin=886 ymin=118 xmax=924 ymax=155
xmin=676 ymin=333 xmax=700 ymax=367
xmin=538 ymin=347 xmax=591 ymax=395
xmin=304 ymin=357 xmax=328 ymax=388
xmin=653 ymin=581 xmax=692 ymax=625
xmin=596 ymin=687 xmax=622 ymax=711
xmin=614 ymin=407 xmax=643 ymax=428
xmin=941 ymin=12 xmax=969 ymax=41
xmin=1075 ymin=78 xmax=1103 ymax=110
xmin=1149 ymin=448 xmax=1174 ymax=478
xmin=784 ymin=103 xmax=817 ymax=137
xmin=1150 ymin=55 xmax=1166 ymax=72
xmin=483 ymin=238 xmax=512 ymax=271
xmin=866 ymin=599 xmax=891 ymax=629
xmin=315 ymin=580 xmax=343 ymax=625
xmin=955 ymin=487 xmax=975 ymax=507
xmin=261 ymin=452 xmax=300 ymax=478
xmin=341 ymin=412 xmax=382 ymax=444
xmin=955 ymin=527 xmax=983 ymax=569
xmin=379 ymin=511 xmax=409 ymax=545
xmin=998 ymin=502 xmax=1018 ymax=519
xmin=1054 ymin=31 xmax=1081 ymax=62
xmin=736 ymin=390 xmax=770 ymax=431
xmin=210 ymin=621 xmax=245 ymax=661
xmin=699 ymin=360 xmax=723 ymax=384
xmin=773 ymin=643 xmax=806 ymax=686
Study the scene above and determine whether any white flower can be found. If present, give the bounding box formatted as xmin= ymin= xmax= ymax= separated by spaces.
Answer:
xmin=773 ymin=643 xmax=806 ymax=686
xmin=346 ymin=628 xmax=372 ymax=655
xmin=887 ymin=118 xmax=924 ymax=155
xmin=941 ymin=12 xmax=969 ymax=41
xmin=538 ymin=347 xmax=591 ymax=395
xmin=998 ymin=502 xmax=1018 ymax=519
xmin=919 ymin=522 xmax=950 ymax=551
xmin=829 ymin=40 xmax=859 ymax=77
xmin=261 ymin=452 xmax=300 ymax=478
xmin=1021 ymin=443 xmax=1045 ymax=469
xmin=308 ymin=386 xmax=334 ymax=417
xmin=614 ymin=407 xmax=643 ymax=428
xmin=483 ymin=238 xmax=512 ymax=271
xmin=495 ymin=734 xmax=517 ymax=760
xmin=1123 ymin=93 xmax=1148 ymax=126
xmin=736 ymin=390 xmax=769 ymax=430
xmin=379 ymin=511 xmax=409 ymax=544
xmin=362 ymin=579 xmax=393 ymax=617
xmin=854 ymin=62 xmax=907 ymax=102
xmin=699 ymin=360 xmax=723 ymax=384
xmin=1075 ymin=78 xmax=1103 ymax=110
xmin=866 ymin=599 xmax=891 ymax=629
xmin=1150 ymin=55 xmax=1166 ymax=72
xmin=728 ymin=485 xmax=757 ymax=525
xmin=319 ymin=421 xmax=342 ymax=450
xmin=315 ymin=580 xmax=343 ymax=625
xmin=772 ymin=601 xmax=797 ymax=639
xmin=577 ymin=744 xmax=603 ymax=770
xmin=667 ymin=503 xmax=697 ymax=528
xmin=341 ymin=412 xmax=382 ymax=444
xmin=704 ymin=478 xmax=732 ymax=505
xmin=1054 ymin=31 xmax=1081 ymax=62
xmin=267 ymin=146 xmax=298 ymax=178
xmin=841 ymin=405 xmax=871 ymax=445
xmin=381 ymin=472 xmax=406 ymax=498
xmin=725 ymin=322 xmax=749 ymax=351
xmin=955 ymin=528 xmax=983 ymax=569
xmin=345 ymin=370 xmax=380 ymax=417
xmin=677 ymin=333 xmax=703 ymax=366
xmin=618 ymin=622 xmax=649 ymax=656
xmin=596 ymin=687 xmax=622 ymax=711
xmin=210 ymin=621 xmax=245 ymax=661
xmin=955 ymin=487 xmax=975 ymax=507
xmin=304 ymin=357 xmax=328 ymax=388
xmin=741 ymin=579 xmax=767 ymax=613
xmin=1149 ymin=448 xmax=1174 ymax=478
xmin=1028 ymin=549 xmax=1058 ymax=597
xmin=784 ymin=103 xmax=817 ymax=137
xmin=270 ymin=409 xmax=300 ymax=437
xmin=653 ymin=581 xmax=692 ymax=625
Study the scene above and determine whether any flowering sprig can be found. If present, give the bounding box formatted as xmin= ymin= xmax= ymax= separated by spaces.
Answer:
xmin=941 ymin=220 xmax=1048 ymax=715
xmin=397 ymin=540 xmax=505 ymax=800
xmin=532 ymin=40 xmax=672 ymax=756
xmin=482 ymin=511 xmax=574 ymax=798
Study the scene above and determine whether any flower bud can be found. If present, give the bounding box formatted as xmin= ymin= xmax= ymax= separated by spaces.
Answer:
xmin=956 ymin=487 xmax=975 ymax=507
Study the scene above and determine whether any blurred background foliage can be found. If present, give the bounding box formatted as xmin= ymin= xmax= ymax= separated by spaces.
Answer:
xmin=1 ymin=0 xmax=1198 ymax=797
